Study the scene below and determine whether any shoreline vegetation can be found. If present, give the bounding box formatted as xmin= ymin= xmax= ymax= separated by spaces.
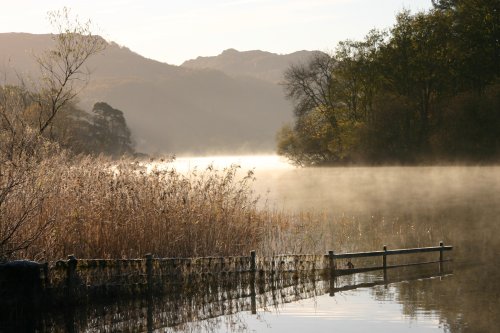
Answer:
xmin=3 ymin=152 xmax=497 ymax=263
xmin=0 ymin=154 xmax=444 ymax=261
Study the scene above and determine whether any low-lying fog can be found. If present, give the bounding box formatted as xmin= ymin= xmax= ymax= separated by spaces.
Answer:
xmin=172 ymin=155 xmax=500 ymax=219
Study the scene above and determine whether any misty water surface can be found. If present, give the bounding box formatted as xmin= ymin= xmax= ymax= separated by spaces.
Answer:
xmin=173 ymin=155 xmax=500 ymax=222
xmin=168 ymin=155 xmax=500 ymax=333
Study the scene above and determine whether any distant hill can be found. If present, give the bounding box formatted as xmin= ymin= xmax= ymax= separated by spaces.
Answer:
xmin=0 ymin=33 xmax=316 ymax=154
xmin=182 ymin=48 xmax=317 ymax=84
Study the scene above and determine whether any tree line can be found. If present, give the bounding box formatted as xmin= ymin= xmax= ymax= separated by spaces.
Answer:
xmin=0 ymin=85 xmax=134 ymax=157
xmin=278 ymin=0 xmax=499 ymax=165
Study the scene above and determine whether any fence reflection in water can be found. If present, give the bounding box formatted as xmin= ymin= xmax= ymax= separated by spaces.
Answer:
xmin=2 ymin=266 xmax=450 ymax=332
xmin=1 ymin=250 xmax=451 ymax=332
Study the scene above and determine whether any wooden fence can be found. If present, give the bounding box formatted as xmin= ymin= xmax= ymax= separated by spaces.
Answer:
xmin=328 ymin=241 xmax=453 ymax=278
xmin=0 ymin=242 xmax=452 ymax=307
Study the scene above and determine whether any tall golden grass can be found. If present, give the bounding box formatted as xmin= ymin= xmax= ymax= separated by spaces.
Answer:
xmin=0 ymin=141 xmax=452 ymax=260
xmin=5 ymin=156 xmax=267 ymax=260
xmin=0 ymin=149 xmax=447 ymax=262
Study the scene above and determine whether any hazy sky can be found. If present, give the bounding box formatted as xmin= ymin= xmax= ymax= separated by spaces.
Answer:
xmin=1 ymin=0 xmax=432 ymax=65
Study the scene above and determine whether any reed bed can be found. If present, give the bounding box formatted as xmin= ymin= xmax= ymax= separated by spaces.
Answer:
xmin=1 ymin=148 xmax=450 ymax=262
xmin=259 ymin=211 xmax=445 ymax=256
xmin=3 ymin=155 xmax=271 ymax=260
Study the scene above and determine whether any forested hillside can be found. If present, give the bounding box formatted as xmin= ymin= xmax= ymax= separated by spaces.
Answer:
xmin=278 ymin=0 xmax=499 ymax=165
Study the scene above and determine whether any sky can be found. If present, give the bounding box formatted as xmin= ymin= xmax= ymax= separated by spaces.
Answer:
xmin=1 ymin=0 xmax=433 ymax=65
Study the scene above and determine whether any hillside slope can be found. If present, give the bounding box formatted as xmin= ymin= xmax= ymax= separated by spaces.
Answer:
xmin=182 ymin=48 xmax=316 ymax=84
xmin=0 ymin=33 xmax=314 ymax=154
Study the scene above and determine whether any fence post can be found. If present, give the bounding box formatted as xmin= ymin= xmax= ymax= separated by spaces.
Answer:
xmin=383 ymin=245 xmax=387 ymax=269
xmin=439 ymin=241 xmax=444 ymax=274
xmin=328 ymin=251 xmax=336 ymax=296
xmin=250 ymin=250 xmax=257 ymax=314
xmin=250 ymin=250 xmax=256 ymax=273
xmin=439 ymin=241 xmax=444 ymax=262
xmin=146 ymin=254 xmax=153 ymax=295
xmin=67 ymin=255 xmax=77 ymax=303
xmin=328 ymin=251 xmax=336 ymax=279
xmin=383 ymin=245 xmax=388 ymax=284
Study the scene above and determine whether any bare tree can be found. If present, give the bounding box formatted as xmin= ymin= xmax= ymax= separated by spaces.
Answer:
xmin=0 ymin=85 xmax=58 ymax=260
xmin=0 ymin=8 xmax=105 ymax=260
xmin=35 ymin=7 xmax=106 ymax=134
xmin=283 ymin=52 xmax=338 ymax=128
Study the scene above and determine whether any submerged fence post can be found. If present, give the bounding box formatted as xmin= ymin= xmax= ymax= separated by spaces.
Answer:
xmin=328 ymin=251 xmax=336 ymax=296
xmin=250 ymin=250 xmax=257 ymax=314
xmin=146 ymin=254 xmax=153 ymax=295
xmin=43 ymin=262 xmax=50 ymax=289
xmin=439 ymin=241 xmax=444 ymax=274
xmin=147 ymin=296 xmax=154 ymax=333
xmin=67 ymin=255 xmax=77 ymax=303
xmin=383 ymin=245 xmax=388 ymax=284
xmin=328 ymin=251 xmax=336 ymax=279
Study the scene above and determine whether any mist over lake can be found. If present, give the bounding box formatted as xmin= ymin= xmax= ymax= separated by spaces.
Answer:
xmin=174 ymin=155 xmax=500 ymax=221
xmin=167 ymin=155 xmax=500 ymax=332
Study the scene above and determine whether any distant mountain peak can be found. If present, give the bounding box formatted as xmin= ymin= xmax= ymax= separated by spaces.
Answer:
xmin=182 ymin=48 xmax=318 ymax=84
xmin=221 ymin=48 xmax=239 ymax=54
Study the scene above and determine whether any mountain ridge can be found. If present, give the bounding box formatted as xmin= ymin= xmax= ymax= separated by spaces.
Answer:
xmin=0 ymin=33 xmax=316 ymax=154
xmin=182 ymin=48 xmax=318 ymax=84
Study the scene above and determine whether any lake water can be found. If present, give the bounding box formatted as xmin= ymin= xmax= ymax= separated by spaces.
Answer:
xmin=4 ymin=155 xmax=498 ymax=332
xmin=172 ymin=155 xmax=500 ymax=215
xmin=167 ymin=155 xmax=500 ymax=332
xmin=192 ymin=281 xmax=447 ymax=333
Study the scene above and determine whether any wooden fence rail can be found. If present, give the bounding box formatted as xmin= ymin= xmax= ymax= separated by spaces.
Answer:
xmin=330 ymin=243 xmax=453 ymax=259
xmin=328 ymin=241 xmax=453 ymax=278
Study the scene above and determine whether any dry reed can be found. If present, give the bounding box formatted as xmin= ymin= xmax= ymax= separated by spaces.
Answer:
xmin=7 ymin=156 xmax=269 ymax=260
xmin=2 ymin=152 xmax=447 ymax=262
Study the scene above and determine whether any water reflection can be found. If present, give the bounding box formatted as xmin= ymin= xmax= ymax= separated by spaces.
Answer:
xmin=3 ymin=159 xmax=497 ymax=332
xmin=1 ymin=264 xmax=459 ymax=332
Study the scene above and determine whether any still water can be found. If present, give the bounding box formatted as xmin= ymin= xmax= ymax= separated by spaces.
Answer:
xmin=195 ymin=283 xmax=446 ymax=333
xmin=167 ymin=155 xmax=499 ymax=333
xmin=11 ymin=267 xmax=456 ymax=332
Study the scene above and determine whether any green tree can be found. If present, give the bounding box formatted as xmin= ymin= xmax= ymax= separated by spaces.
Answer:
xmin=379 ymin=10 xmax=455 ymax=153
xmin=278 ymin=1 xmax=499 ymax=165
xmin=442 ymin=0 xmax=499 ymax=92
xmin=92 ymin=102 xmax=134 ymax=156
xmin=335 ymin=29 xmax=386 ymax=124
xmin=48 ymin=101 xmax=134 ymax=156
